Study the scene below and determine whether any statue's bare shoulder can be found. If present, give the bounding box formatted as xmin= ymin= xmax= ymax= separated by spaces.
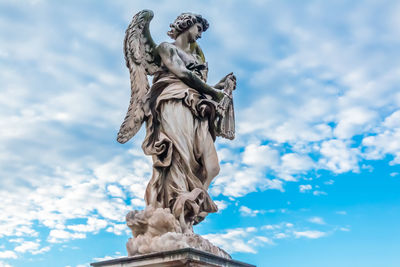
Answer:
xmin=157 ymin=41 xmax=176 ymax=54
xmin=157 ymin=42 xmax=188 ymax=73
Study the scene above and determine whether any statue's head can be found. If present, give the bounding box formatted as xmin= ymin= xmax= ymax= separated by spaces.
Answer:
xmin=167 ymin=12 xmax=209 ymax=40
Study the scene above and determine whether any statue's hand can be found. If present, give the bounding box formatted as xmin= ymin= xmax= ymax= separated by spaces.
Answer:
xmin=214 ymin=72 xmax=234 ymax=89
xmin=213 ymin=88 xmax=225 ymax=102
xmin=213 ymin=74 xmax=236 ymax=102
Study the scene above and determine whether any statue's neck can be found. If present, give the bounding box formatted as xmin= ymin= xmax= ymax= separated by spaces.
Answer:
xmin=174 ymin=34 xmax=191 ymax=52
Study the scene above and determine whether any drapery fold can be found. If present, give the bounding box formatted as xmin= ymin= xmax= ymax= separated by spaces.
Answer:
xmin=141 ymin=73 xmax=219 ymax=232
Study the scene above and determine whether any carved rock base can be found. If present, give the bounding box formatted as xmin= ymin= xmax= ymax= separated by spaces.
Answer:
xmin=91 ymin=248 xmax=255 ymax=267
xmin=125 ymin=207 xmax=230 ymax=259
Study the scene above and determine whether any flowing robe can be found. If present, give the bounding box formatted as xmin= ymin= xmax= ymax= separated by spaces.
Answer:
xmin=141 ymin=68 xmax=219 ymax=233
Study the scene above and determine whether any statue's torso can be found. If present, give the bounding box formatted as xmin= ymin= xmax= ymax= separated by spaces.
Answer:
xmin=156 ymin=43 xmax=208 ymax=82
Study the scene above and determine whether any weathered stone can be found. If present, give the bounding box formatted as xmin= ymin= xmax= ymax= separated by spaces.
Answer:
xmin=125 ymin=207 xmax=230 ymax=259
xmin=116 ymin=9 xmax=237 ymax=258
xmin=90 ymin=248 xmax=255 ymax=267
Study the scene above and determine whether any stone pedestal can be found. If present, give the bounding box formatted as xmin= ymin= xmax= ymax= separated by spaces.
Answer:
xmin=90 ymin=248 xmax=255 ymax=267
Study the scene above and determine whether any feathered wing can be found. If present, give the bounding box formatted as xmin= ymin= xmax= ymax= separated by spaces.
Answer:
xmin=117 ymin=10 xmax=160 ymax=144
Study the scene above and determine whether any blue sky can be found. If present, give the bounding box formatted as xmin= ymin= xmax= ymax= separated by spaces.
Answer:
xmin=1 ymin=0 xmax=400 ymax=266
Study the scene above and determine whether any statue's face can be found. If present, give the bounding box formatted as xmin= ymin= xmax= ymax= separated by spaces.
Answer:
xmin=187 ymin=22 xmax=203 ymax=43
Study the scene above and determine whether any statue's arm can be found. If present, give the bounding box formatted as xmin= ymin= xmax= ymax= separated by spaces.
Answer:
xmin=157 ymin=42 xmax=223 ymax=101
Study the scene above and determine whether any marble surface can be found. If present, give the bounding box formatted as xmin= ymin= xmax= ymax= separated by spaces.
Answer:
xmin=117 ymin=10 xmax=237 ymax=258
xmin=90 ymin=248 xmax=255 ymax=267
xmin=125 ymin=207 xmax=230 ymax=259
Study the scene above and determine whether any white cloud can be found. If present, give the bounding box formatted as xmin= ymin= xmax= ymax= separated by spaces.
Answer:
xmin=229 ymin=0 xmax=400 ymax=190
xmin=107 ymin=185 xmax=125 ymax=199
xmin=242 ymin=144 xmax=280 ymax=168
xmin=299 ymin=184 xmax=312 ymax=193
xmin=239 ymin=206 xmax=265 ymax=217
xmin=334 ymin=107 xmax=378 ymax=139
xmin=32 ymin=246 xmax=50 ymax=255
xmin=14 ymin=241 xmax=39 ymax=253
xmin=214 ymin=200 xmax=228 ymax=211
xmin=11 ymin=239 xmax=51 ymax=255
xmin=0 ymin=261 xmax=13 ymax=267
xmin=262 ymin=225 xmax=280 ymax=231
xmin=308 ymin=217 xmax=325 ymax=225
xmin=202 ymin=219 xmax=344 ymax=254
xmin=0 ymin=150 xmax=147 ymax=252
xmin=0 ymin=251 xmax=17 ymax=259
xmin=232 ymin=221 xmax=333 ymax=245
xmin=210 ymin=163 xmax=283 ymax=197
xmin=203 ymin=227 xmax=262 ymax=254
xmin=0 ymin=1 xmax=155 ymax=254
xmin=313 ymin=190 xmax=327 ymax=196
xmin=67 ymin=218 xmax=108 ymax=233
xmin=319 ymin=140 xmax=359 ymax=173
xmin=294 ymin=230 xmax=326 ymax=239
xmin=362 ymin=110 xmax=400 ymax=165
xmin=216 ymin=148 xmax=232 ymax=162
xmin=93 ymin=251 xmax=123 ymax=262
xmin=106 ymin=223 xmax=129 ymax=236
xmin=274 ymin=233 xmax=288 ymax=239
xmin=47 ymin=230 xmax=86 ymax=243
xmin=278 ymin=153 xmax=315 ymax=181
xmin=324 ymin=179 xmax=335 ymax=185
xmin=1 ymin=2 xmax=400 ymax=264
xmin=248 ymin=236 xmax=274 ymax=246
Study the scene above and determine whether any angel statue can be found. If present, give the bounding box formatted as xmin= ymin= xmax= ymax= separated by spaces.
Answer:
xmin=117 ymin=10 xmax=236 ymax=258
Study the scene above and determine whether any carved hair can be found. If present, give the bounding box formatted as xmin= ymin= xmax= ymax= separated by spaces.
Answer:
xmin=167 ymin=13 xmax=209 ymax=40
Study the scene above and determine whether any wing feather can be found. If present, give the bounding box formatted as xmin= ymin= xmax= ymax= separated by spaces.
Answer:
xmin=117 ymin=10 xmax=160 ymax=144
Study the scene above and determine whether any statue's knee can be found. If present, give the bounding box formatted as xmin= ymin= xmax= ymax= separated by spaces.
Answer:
xmin=210 ymin=164 xmax=220 ymax=177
